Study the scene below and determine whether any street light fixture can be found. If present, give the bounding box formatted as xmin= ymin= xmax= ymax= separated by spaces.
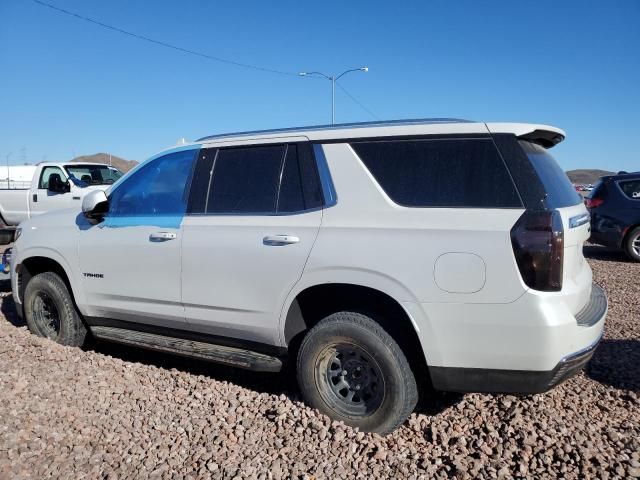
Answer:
xmin=299 ymin=67 xmax=368 ymax=124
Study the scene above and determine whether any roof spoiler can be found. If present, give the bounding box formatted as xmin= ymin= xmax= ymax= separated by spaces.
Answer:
xmin=518 ymin=129 xmax=565 ymax=148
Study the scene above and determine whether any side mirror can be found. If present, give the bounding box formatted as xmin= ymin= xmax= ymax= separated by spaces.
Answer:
xmin=82 ymin=190 xmax=109 ymax=222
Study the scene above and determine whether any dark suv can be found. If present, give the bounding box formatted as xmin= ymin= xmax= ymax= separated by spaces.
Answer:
xmin=586 ymin=172 xmax=640 ymax=261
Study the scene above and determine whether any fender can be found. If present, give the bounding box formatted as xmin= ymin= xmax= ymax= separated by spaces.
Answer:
xmin=15 ymin=246 xmax=87 ymax=310
xmin=277 ymin=267 xmax=430 ymax=348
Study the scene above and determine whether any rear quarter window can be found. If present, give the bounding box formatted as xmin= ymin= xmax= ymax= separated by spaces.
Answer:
xmin=618 ymin=179 xmax=640 ymax=199
xmin=518 ymin=141 xmax=582 ymax=208
xmin=351 ymin=138 xmax=522 ymax=208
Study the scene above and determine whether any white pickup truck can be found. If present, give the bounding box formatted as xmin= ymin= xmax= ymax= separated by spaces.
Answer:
xmin=0 ymin=162 xmax=123 ymax=244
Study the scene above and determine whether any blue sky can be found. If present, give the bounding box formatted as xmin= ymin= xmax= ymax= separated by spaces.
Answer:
xmin=1 ymin=0 xmax=639 ymax=171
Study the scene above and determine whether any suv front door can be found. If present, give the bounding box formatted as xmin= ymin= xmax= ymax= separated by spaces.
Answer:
xmin=180 ymin=141 xmax=324 ymax=347
xmin=78 ymin=148 xmax=199 ymax=329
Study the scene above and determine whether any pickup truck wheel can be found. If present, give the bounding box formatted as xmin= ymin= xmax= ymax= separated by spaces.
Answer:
xmin=296 ymin=311 xmax=418 ymax=434
xmin=24 ymin=272 xmax=87 ymax=347
xmin=624 ymin=226 xmax=640 ymax=262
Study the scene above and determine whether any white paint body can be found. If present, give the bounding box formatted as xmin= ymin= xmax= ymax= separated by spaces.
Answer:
xmin=11 ymin=121 xmax=603 ymax=375
xmin=0 ymin=162 xmax=116 ymax=226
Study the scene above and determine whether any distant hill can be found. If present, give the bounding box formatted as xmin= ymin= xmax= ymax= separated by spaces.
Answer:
xmin=71 ymin=153 xmax=138 ymax=173
xmin=566 ymin=169 xmax=614 ymax=185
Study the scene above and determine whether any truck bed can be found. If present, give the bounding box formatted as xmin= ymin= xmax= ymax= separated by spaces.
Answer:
xmin=0 ymin=189 xmax=30 ymax=226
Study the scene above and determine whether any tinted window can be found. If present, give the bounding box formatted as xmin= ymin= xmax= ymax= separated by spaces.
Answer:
xmin=519 ymin=141 xmax=581 ymax=208
xmin=351 ymin=138 xmax=522 ymax=208
xmin=298 ymin=143 xmax=324 ymax=210
xmin=39 ymin=166 xmax=65 ymax=189
xmin=619 ymin=180 xmax=640 ymax=200
xmin=207 ymin=145 xmax=285 ymax=214
xmin=277 ymin=145 xmax=305 ymax=212
xmin=109 ymin=149 xmax=198 ymax=216
xmin=277 ymin=144 xmax=324 ymax=212
xmin=188 ymin=149 xmax=217 ymax=214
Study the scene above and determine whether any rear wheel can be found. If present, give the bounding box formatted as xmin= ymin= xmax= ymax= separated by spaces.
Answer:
xmin=296 ymin=311 xmax=418 ymax=434
xmin=624 ymin=226 xmax=640 ymax=262
xmin=24 ymin=272 xmax=87 ymax=346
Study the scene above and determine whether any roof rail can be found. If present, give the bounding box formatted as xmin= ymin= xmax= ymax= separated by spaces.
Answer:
xmin=196 ymin=118 xmax=473 ymax=142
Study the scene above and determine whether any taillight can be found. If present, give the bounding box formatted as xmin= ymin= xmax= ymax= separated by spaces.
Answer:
xmin=510 ymin=210 xmax=564 ymax=292
xmin=584 ymin=197 xmax=603 ymax=209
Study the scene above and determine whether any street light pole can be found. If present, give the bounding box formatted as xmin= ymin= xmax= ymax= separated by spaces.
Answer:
xmin=5 ymin=153 xmax=12 ymax=189
xmin=331 ymin=76 xmax=335 ymax=125
xmin=299 ymin=67 xmax=368 ymax=125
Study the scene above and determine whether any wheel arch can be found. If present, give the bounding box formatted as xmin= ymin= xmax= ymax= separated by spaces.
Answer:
xmin=282 ymin=281 xmax=430 ymax=387
xmin=16 ymin=251 xmax=80 ymax=306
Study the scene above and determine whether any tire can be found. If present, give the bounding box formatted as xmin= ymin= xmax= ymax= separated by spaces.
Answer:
xmin=24 ymin=272 xmax=87 ymax=346
xmin=296 ymin=311 xmax=418 ymax=434
xmin=624 ymin=226 xmax=640 ymax=262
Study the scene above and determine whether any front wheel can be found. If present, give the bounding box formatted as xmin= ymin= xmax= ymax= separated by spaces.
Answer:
xmin=296 ymin=312 xmax=418 ymax=434
xmin=24 ymin=272 xmax=88 ymax=346
xmin=624 ymin=226 xmax=640 ymax=262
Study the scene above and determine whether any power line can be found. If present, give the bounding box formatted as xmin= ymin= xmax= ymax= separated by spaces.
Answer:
xmin=31 ymin=0 xmax=298 ymax=77
xmin=336 ymin=82 xmax=380 ymax=120
xmin=31 ymin=0 xmax=381 ymax=120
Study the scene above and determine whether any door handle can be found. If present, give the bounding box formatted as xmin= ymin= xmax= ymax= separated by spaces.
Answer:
xmin=149 ymin=232 xmax=177 ymax=242
xmin=263 ymin=235 xmax=300 ymax=246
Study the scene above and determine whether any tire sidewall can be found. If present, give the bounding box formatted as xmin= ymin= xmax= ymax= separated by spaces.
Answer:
xmin=24 ymin=273 xmax=81 ymax=345
xmin=297 ymin=313 xmax=416 ymax=433
xmin=625 ymin=227 xmax=640 ymax=262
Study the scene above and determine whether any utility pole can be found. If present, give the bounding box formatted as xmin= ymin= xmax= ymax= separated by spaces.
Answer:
xmin=299 ymin=67 xmax=369 ymax=124
xmin=5 ymin=153 xmax=12 ymax=189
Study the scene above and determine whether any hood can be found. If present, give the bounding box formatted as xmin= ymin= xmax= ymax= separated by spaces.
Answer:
xmin=71 ymin=182 xmax=111 ymax=192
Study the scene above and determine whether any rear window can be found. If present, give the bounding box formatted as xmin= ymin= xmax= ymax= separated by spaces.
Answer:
xmin=187 ymin=143 xmax=324 ymax=215
xmin=586 ymin=180 xmax=604 ymax=199
xmin=208 ymin=145 xmax=285 ymax=214
xmin=518 ymin=141 xmax=581 ymax=208
xmin=351 ymin=138 xmax=522 ymax=208
xmin=618 ymin=179 xmax=640 ymax=199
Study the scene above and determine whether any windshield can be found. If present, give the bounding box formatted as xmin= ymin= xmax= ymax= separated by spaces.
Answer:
xmin=518 ymin=141 xmax=582 ymax=208
xmin=64 ymin=164 xmax=123 ymax=187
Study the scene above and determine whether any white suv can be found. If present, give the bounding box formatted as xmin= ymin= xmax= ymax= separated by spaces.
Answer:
xmin=11 ymin=119 xmax=607 ymax=434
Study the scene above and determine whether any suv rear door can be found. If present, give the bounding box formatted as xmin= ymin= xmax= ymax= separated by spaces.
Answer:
xmin=180 ymin=140 xmax=324 ymax=347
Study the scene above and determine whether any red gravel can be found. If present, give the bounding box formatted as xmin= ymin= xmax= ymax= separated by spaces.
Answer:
xmin=0 ymin=245 xmax=638 ymax=479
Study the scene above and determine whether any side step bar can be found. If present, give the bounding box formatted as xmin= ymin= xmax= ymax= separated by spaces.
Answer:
xmin=90 ymin=326 xmax=283 ymax=372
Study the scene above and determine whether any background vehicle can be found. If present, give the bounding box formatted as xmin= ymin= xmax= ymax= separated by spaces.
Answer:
xmin=10 ymin=119 xmax=606 ymax=434
xmin=586 ymin=172 xmax=640 ymax=261
xmin=0 ymin=165 xmax=38 ymax=189
xmin=0 ymin=162 xmax=123 ymax=244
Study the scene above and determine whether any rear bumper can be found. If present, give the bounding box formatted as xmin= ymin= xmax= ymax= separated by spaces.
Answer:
xmin=428 ymin=284 xmax=607 ymax=394
xmin=430 ymin=331 xmax=602 ymax=393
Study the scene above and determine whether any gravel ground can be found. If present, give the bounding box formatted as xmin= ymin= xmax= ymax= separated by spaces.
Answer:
xmin=0 ymin=246 xmax=638 ymax=479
